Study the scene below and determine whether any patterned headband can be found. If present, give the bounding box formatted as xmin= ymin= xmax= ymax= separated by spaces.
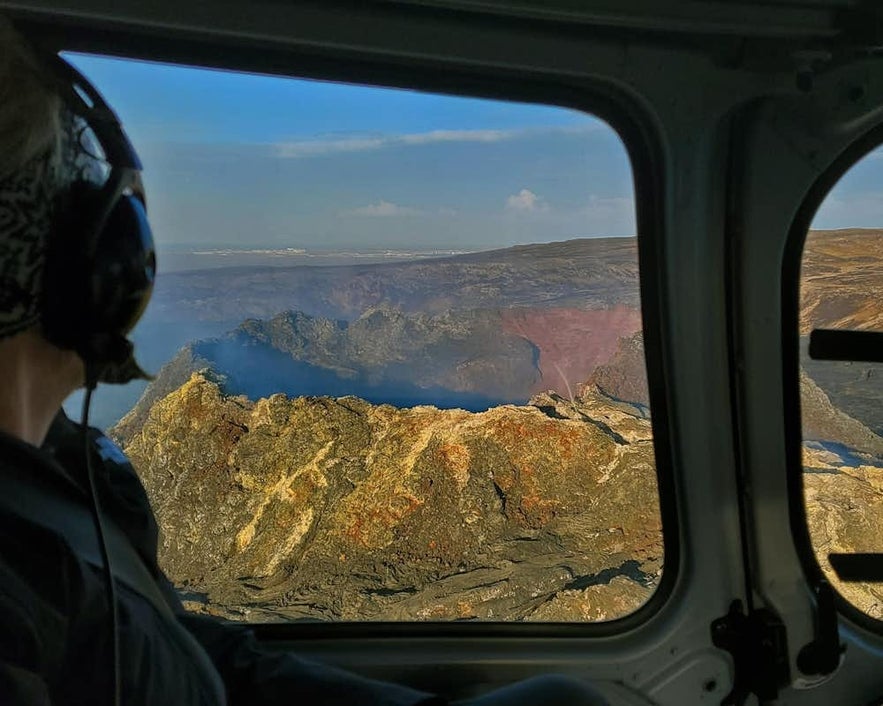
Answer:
xmin=0 ymin=112 xmax=108 ymax=340
xmin=0 ymin=151 xmax=57 ymax=339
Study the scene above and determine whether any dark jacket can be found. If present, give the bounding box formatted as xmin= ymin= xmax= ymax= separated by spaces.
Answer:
xmin=0 ymin=413 xmax=442 ymax=706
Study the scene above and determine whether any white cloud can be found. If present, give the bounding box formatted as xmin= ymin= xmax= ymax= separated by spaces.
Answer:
xmin=274 ymin=124 xmax=600 ymax=159
xmin=399 ymin=129 xmax=509 ymax=146
xmin=276 ymin=137 xmax=386 ymax=158
xmin=506 ymin=188 xmax=546 ymax=212
xmin=347 ymin=200 xmax=420 ymax=217
xmin=276 ymin=129 xmax=512 ymax=159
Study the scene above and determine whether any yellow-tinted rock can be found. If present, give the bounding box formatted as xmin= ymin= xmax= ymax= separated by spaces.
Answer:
xmin=123 ymin=372 xmax=662 ymax=621
xmin=526 ymin=575 xmax=651 ymax=622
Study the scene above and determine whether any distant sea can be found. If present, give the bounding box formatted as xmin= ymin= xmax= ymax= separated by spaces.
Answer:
xmin=160 ymin=247 xmax=476 ymax=272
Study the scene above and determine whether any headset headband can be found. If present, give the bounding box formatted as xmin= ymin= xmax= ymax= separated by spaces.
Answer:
xmin=38 ymin=52 xmax=156 ymax=386
xmin=48 ymin=54 xmax=142 ymax=171
xmin=48 ymin=54 xmax=145 ymax=260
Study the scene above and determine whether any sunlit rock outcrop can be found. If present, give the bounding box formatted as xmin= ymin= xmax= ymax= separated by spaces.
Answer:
xmin=803 ymin=447 xmax=883 ymax=619
xmin=119 ymin=372 xmax=661 ymax=622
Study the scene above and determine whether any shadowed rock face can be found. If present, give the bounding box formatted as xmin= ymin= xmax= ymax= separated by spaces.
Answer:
xmin=800 ymin=370 xmax=883 ymax=457
xmin=121 ymin=373 xmax=661 ymax=622
xmin=800 ymin=336 xmax=883 ymax=437
xmin=231 ymin=307 xmax=540 ymax=405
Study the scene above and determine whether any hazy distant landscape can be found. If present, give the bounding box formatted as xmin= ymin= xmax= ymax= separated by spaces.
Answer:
xmin=76 ymin=237 xmax=641 ymax=428
xmin=158 ymin=247 xmax=480 ymax=272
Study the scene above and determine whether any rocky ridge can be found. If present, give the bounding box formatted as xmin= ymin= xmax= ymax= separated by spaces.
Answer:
xmin=119 ymin=372 xmax=661 ymax=622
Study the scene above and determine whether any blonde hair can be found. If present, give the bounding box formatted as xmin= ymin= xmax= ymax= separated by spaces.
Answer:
xmin=0 ymin=16 xmax=63 ymax=182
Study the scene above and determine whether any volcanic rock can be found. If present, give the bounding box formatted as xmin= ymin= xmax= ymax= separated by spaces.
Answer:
xmin=120 ymin=372 xmax=661 ymax=622
xmin=803 ymin=447 xmax=883 ymax=619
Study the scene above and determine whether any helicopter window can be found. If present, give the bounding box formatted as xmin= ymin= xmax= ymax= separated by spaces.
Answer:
xmin=62 ymin=53 xmax=664 ymax=623
xmin=799 ymin=148 xmax=883 ymax=621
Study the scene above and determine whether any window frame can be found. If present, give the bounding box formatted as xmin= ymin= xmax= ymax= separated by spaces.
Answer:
xmin=39 ymin=22 xmax=679 ymax=638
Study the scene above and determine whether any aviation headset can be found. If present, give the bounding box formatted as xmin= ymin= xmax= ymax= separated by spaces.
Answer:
xmin=39 ymin=52 xmax=155 ymax=385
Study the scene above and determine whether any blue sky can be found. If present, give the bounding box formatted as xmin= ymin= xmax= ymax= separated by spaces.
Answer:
xmin=67 ymin=56 xmax=593 ymax=144
xmin=67 ymin=53 xmax=878 ymax=252
xmin=812 ymin=149 xmax=883 ymax=229
xmin=66 ymin=53 xmax=636 ymax=251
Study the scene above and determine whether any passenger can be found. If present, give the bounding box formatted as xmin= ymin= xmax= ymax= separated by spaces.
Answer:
xmin=0 ymin=18 xmax=609 ymax=706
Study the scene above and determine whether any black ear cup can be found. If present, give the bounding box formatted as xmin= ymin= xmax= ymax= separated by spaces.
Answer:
xmin=42 ymin=180 xmax=155 ymax=361
xmin=36 ymin=54 xmax=153 ymax=381
xmin=90 ymin=193 xmax=155 ymax=337
xmin=42 ymin=179 xmax=103 ymax=351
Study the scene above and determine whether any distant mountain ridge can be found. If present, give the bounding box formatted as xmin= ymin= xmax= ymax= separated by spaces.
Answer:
xmin=149 ymin=237 xmax=642 ymax=325
xmin=93 ymin=237 xmax=645 ymax=433
xmin=95 ymin=230 xmax=883 ymax=433
xmin=147 ymin=228 xmax=883 ymax=330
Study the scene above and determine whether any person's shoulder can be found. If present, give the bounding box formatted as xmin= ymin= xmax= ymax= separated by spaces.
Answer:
xmin=0 ymin=502 xmax=96 ymax=603
xmin=0 ymin=508 xmax=90 ymax=681
xmin=0 ymin=542 xmax=64 ymax=704
xmin=0 ymin=429 xmax=105 ymax=620
xmin=43 ymin=409 xmax=162 ymax=568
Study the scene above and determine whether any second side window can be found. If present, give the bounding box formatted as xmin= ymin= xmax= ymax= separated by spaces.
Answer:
xmin=799 ymin=149 xmax=883 ymax=620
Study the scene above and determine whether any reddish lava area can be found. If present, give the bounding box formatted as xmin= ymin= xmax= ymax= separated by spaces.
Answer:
xmin=501 ymin=306 xmax=642 ymax=397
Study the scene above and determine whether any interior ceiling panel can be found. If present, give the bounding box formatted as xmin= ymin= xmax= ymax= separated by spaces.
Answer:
xmin=1 ymin=0 xmax=880 ymax=81
xmin=0 ymin=0 xmax=862 ymax=41
xmin=378 ymin=0 xmax=851 ymax=37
